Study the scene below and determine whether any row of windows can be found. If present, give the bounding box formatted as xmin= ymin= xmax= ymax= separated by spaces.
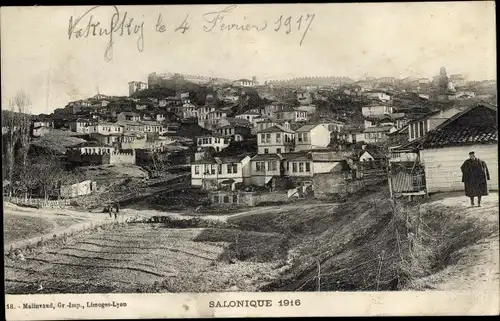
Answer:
xmin=255 ymin=161 xmax=278 ymax=172
xmin=260 ymin=133 xmax=294 ymax=144
xmin=213 ymin=194 xmax=239 ymax=204
xmin=218 ymin=128 xmax=235 ymax=136
xmin=409 ymin=120 xmax=428 ymax=140
xmin=288 ymin=161 xmax=311 ymax=173
xmin=81 ymin=148 xmax=113 ymax=154
xmin=194 ymin=163 xmax=239 ymax=175
xmin=198 ymin=138 xmax=229 ymax=145
xmin=263 ymin=148 xmax=282 ymax=154
xmin=364 ymin=132 xmax=385 ymax=139
xmin=253 ymin=161 xmax=311 ymax=173
xmin=297 ymin=133 xmax=309 ymax=143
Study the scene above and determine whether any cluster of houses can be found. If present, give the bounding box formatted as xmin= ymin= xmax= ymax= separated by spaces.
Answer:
xmin=23 ymin=69 xmax=497 ymax=204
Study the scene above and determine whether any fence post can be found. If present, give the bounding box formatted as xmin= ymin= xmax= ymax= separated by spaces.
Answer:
xmin=376 ymin=250 xmax=385 ymax=291
xmin=316 ymin=258 xmax=321 ymax=292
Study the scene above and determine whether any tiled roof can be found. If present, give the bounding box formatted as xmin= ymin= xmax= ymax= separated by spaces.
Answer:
xmin=423 ymin=103 xmax=497 ymax=148
xmin=196 ymin=133 xmax=230 ymax=139
xmin=251 ymin=154 xmax=282 ymax=161
xmin=281 ymin=152 xmax=311 ymax=161
xmin=295 ymin=124 xmax=322 ymax=132
xmin=237 ymin=111 xmax=261 ymax=116
xmin=68 ymin=141 xmax=108 ymax=148
xmin=363 ymin=126 xmax=394 ymax=133
xmin=227 ymin=118 xmax=251 ymax=124
xmin=310 ymin=151 xmax=345 ymax=162
xmin=258 ymin=125 xmax=295 ymax=134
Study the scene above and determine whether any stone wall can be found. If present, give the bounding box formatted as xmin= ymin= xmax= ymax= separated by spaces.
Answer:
xmin=313 ymin=172 xmax=365 ymax=198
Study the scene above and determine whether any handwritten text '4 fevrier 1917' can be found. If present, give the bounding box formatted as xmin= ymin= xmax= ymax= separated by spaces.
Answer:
xmin=68 ymin=5 xmax=316 ymax=62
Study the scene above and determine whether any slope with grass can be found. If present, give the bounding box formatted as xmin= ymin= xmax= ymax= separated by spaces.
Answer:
xmin=4 ymin=189 xmax=497 ymax=293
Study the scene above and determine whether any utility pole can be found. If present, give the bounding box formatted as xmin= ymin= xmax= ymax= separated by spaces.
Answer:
xmin=387 ymin=157 xmax=394 ymax=206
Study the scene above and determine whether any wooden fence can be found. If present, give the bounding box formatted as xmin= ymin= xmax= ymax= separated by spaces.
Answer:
xmin=4 ymin=196 xmax=72 ymax=208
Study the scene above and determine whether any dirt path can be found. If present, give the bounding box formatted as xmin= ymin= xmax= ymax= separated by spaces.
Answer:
xmin=413 ymin=192 xmax=499 ymax=291
xmin=119 ymin=202 xmax=340 ymax=223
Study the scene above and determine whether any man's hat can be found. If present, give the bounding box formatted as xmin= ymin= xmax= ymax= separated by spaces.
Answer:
xmin=469 ymin=151 xmax=475 ymax=155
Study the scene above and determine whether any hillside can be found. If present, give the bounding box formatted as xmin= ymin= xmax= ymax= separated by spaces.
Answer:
xmin=227 ymin=190 xmax=499 ymax=292
xmin=30 ymin=129 xmax=88 ymax=155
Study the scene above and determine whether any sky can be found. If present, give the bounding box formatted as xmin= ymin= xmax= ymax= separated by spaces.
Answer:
xmin=1 ymin=2 xmax=496 ymax=114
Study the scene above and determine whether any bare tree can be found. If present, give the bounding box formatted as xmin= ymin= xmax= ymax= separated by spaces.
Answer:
xmin=14 ymin=91 xmax=33 ymax=173
xmin=3 ymin=91 xmax=32 ymax=197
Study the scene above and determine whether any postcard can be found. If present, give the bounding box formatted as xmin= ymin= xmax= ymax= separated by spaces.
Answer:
xmin=2 ymin=2 xmax=498 ymax=319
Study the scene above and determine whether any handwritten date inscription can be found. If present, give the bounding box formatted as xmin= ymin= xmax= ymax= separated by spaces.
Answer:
xmin=68 ymin=5 xmax=316 ymax=62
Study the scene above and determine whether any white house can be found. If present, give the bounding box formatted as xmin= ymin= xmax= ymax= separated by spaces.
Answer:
xmin=294 ymin=124 xmax=331 ymax=151
xmin=282 ymin=152 xmax=314 ymax=179
xmin=182 ymin=103 xmax=198 ymax=119
xmin=365 ymin=90 xmax=392 ymax=102
xmin=360 ymin=125 xmax=397 ymax=144
xmin=250 ymin=154 xmax=283 ymax=187
xmin=117 ymin=112 xmax=141 ymax=122
xmin=191 ymin=155 xmax=252 ymax=190
xmin=361 ymin=105 xmax=394 ymax=117
xmin=94 ymin=121 xmax=124 ymax=135
xmin=420 ymin=103 xmax=498 ymax=194
xmin=233 ymin=78 xmax=257 ymax=87
xmin=257 ymin=125 xmax=295 ymax=154
xmin=141 ymin=120 xmax=165 ymax=133
xmin=235 ymin=111 xmax=262 ymax=123
xmin=196 ymin=134 xmax=231 ymax=152
xmin=70 ymin=118 xmax=97 ymax=133
xmin=296 ymin=105 xmax=317 ymax=115
xmin=128 ymin=81 xmax=148 ymax=96
xmin=274 ymin=108 xmax=308 ymax=122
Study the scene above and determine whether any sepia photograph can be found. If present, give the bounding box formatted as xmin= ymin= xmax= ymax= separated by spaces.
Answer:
xmin=2 ymin=2 xmax=498 ymax=319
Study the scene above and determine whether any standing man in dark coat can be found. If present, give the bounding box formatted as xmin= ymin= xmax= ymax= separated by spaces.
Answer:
xmin=461 ymin=152 xmax=490 ymax=207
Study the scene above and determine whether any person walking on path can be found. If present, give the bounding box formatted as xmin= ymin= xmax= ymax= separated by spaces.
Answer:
xmin=114 ymin=202 xmax=120 ymax=220
xmin=460 ymin=151 xmax=490 ymax=207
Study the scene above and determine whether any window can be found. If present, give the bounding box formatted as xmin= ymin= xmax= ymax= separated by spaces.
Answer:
xmin=213 ymin=195 xmax=219 ymax=203
xmin=233 ymin=195 xmax=238 ymax=203
xmin=227 ymin=164 xmax=232 ymax=174
xmin=277 ymin=148 xmax=282 ymax=154
xmin=217 ymin=165 xmax=222 ymax=174
xmin=298 ymin=133 xmax=303 ymax=142
xmin=211 ymin=165 xmax=216 ymax=175
xmin=419 ymin=121 xmax=424 ymax=137
xmin=423 ymin=120 xmax=428 ymax=133
xmin=232 ymin=164 xmax=238 ymax=173
xmin=266 ymin=134 xmax=271 ymax=143
xmin=256 ymin=162 xmax=262 ymax=172
xmin=299 ymin=163 xmax=304 ymax=172
xmin=271 ymin=161 xmax=277 ymax=171
xmin=303 ymin=133 xmax=308 ymax=142
xmin=292 ymin=163 xmax=297 ymax=172
xmin=305 ymin=163 xmax=311 ymax=172
xmin=261 ymin=134 xmax=265 ymax=143
xmin=223 ymin=196 xmax=229 ymax=203
xmin=264 ymin=148 xmax=269 ymax=154
xmin=286 ymin=162 xmax=289 ymax=171
xmin=276 ymin=133 xmax=282 ymax=143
